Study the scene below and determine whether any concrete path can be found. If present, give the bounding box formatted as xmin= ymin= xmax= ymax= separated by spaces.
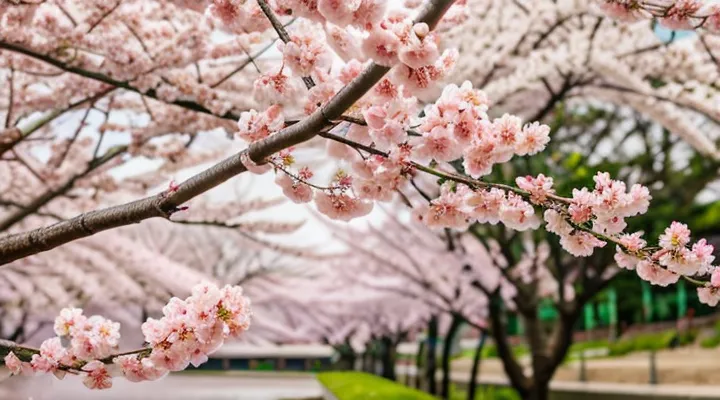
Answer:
xmin=0 ymin=372 xmax=323 ymax=400
xmin=401 ymin=366 xmax=720 ymax=399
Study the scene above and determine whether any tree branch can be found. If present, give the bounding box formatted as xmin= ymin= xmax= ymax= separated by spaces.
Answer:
xmin=256 ymin=0 xmax=315 ymax=89
xmin=0 ymin=0 xmax=457 ymax=266
xmin=0 ymin=41 xmax=241 ymax=120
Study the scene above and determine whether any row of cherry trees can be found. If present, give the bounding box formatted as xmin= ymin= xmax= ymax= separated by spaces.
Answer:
xmin=0 ymin=0 xmax=719 ymax=398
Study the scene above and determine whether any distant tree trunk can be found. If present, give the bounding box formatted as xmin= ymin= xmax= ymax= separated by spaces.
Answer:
xmin=426 ymin=315 xmax=439 ymax=395
xmin=369 ymin=341 xmax=378 ymax=375
xmin=414 ymin=340 xmax=425 ymax=389
xmin=380 ymin=336 xmax=397 ymax=380
xmin=335 ymin=343 xmax=356 ymax=371
xmin=467 ymin=331 xmax=487 ymax=400
xmin=361 ymin=350 xmax=369 ymax=372
xmin=440 ymin=315 xmax=463 ymax=399
xmin=525 ymin=382 xmax=550 ymax=400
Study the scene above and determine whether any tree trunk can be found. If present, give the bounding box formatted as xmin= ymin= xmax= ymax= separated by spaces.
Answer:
xmin=361 ymin=351 xmax=369 ymax=372
xmin=426 ymin=315 xmax=439 ymax=395
xmin=524 ymin=382 xmax=550 ymax=400
xmin=369 ymin=344 xmax=378 ymax=375
xmin=332 ymin=342 xmax=356 ymax=371
xmin=466 ymin=331 xmax=487 ymax=400
xmin=414 ymin=340 xmax=425 ymax=389
xmin=441 ymin=315 xmax=463 ymax=399
xmin=380 ymin=336 xmax=397 ymax=380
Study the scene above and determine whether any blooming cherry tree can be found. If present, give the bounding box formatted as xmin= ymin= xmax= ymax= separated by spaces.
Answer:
xmin=1 ymin=0 xmax=720 ymax=393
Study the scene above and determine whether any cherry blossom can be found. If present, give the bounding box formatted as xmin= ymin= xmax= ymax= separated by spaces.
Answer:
xmin=236 ymin=105 xmax=284 ymax=143
xmin=2 ymin=282 xmax=252 ymax=389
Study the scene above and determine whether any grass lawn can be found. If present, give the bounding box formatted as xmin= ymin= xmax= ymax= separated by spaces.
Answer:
xmin=318 ymin=372 xmax=437 ymax=400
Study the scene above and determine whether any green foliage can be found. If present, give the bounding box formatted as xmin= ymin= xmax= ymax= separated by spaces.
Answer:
xmin=566 ymin=339 xmax=609 ymax=358
xmin=317 ymin=372 xmax=436 ymax=400
xmin=699 ymin=322 xmax=720 ymax=348
xmin=677 ymin=329 xmax=698 ymax=346
xmin=608 ymin=331 xmax=683 ymax=356
xmin=700 ymin=335 xmax=720 ymax=349
xmin=254 ymin=360 xmax=275 ymax=371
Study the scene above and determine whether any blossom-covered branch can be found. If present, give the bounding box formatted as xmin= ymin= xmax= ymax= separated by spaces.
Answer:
xmin=597 ymin=0 xmax=720 ymax=30
xmin=1 ymin=282 xmax=251 ymax=390
xmin=0 ymin=0 xmax=458 ymax=264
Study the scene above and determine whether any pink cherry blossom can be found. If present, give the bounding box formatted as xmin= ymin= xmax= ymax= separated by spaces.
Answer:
xmin=362 ymin=27 xmax=400 ymax=67
xmin=492 ymin=114 xmax=522 ymax=149
xmin=568 ymin=188 xmax=594 ymax=224
xmin=54 ymin=307 xmax=85 ymax=336
xmin=30 ymin=354 xmax=54 ymax=373
xmin=596 ymin=0 xmax=649 ymax=22
xmin=462 ymin=138 xmax=497 ymax=178
xmin=236 ymin=105 xmax=284 ymax=143
xmin=398 ymin=24 xmax=440 ymax=69
xmin=498 ymin=193 xmax=541 ymax=231
xmin=315 ymin=191 xmax=373 ymax=221
xmin=275 ymin=172 xmax=314 ymax=204
xmin=636 ymin=260 xmax=680 ymax=287
xmin=515 ymin=122 xmax=550 ymax=156
xmin=614 ymin=232 xmax=647 ymax=270
xmin=318 ymin=0 xmax=361 ymax=26
xmin=253 ymin=69 xmax=302 ymax=106
xmin=692 ymin=239 xmax=715 ymax=273
xmin=659 ymin=221 xmax=692 ymax=250
xmin=39 ymin=337 xmax=68 ymax=366
xmin=416 ymin=183 xmax=471 ymax=229
xmin=660 ymin=0 xmax=702 ymax=30
xmin=706 ymin=5 xmax=720 ymax=33
xmin=305 ymin=80 xmax=342 ymax=115
xmin=83 ymin=361 xmax=113 ymax=390
xmin=712 ymin=267 xmax=720 ymax=288
xmin=115 ymin=356 xmax=168 ymax=383
xmin=658 ymin=247 xmax=700 ymax=276
xmin=515 ymin=174 xmax=554 ymax=204
xmin=5 ymin=352 xmax=32 ymax=376
xmin=697 ymin=286 xmax=720 ymax=307
xmin=240 ymin=153 xmax=272 ymax=175
xmin=560 ymin=232 xmax=606 ymax=257
xmin=413 ymin=126 xmax=462 ymax=163
xmin=280 ymin=25 xmax=334 ymax=77
xmin=544 ymin=209 xmax=572 ymax=236
xmin=351 ymin=0 xmax=386 ymax=29
xmin=463 ymin=187 xmax=505 ymax=224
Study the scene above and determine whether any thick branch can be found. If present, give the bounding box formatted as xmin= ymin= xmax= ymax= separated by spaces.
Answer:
xmin=0 ymin=0 xmax=457 ymax=266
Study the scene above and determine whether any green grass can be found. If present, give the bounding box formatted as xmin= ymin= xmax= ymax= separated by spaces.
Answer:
xmin=700 ymin=321 xmax=720 ymax=348
xmin=317 ymin=372 xmax=437 ymax=400
xmin=449 ymin=384 xmax=520 ymax=400
xmin=605 ymin=329 xmax=700 ymax=356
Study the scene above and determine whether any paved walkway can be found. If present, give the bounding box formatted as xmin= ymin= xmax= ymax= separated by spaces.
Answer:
xmin=400 ymin=365 xmax=720 ymax=399
xmin=0 ymin=372 xmax=323 ymax=400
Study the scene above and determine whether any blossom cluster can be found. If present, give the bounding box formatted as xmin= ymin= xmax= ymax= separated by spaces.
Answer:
xmin=3 ymin=282 xmax=251 ymax=390
xmin=596 ymin=0 xmax=720 ymax=32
